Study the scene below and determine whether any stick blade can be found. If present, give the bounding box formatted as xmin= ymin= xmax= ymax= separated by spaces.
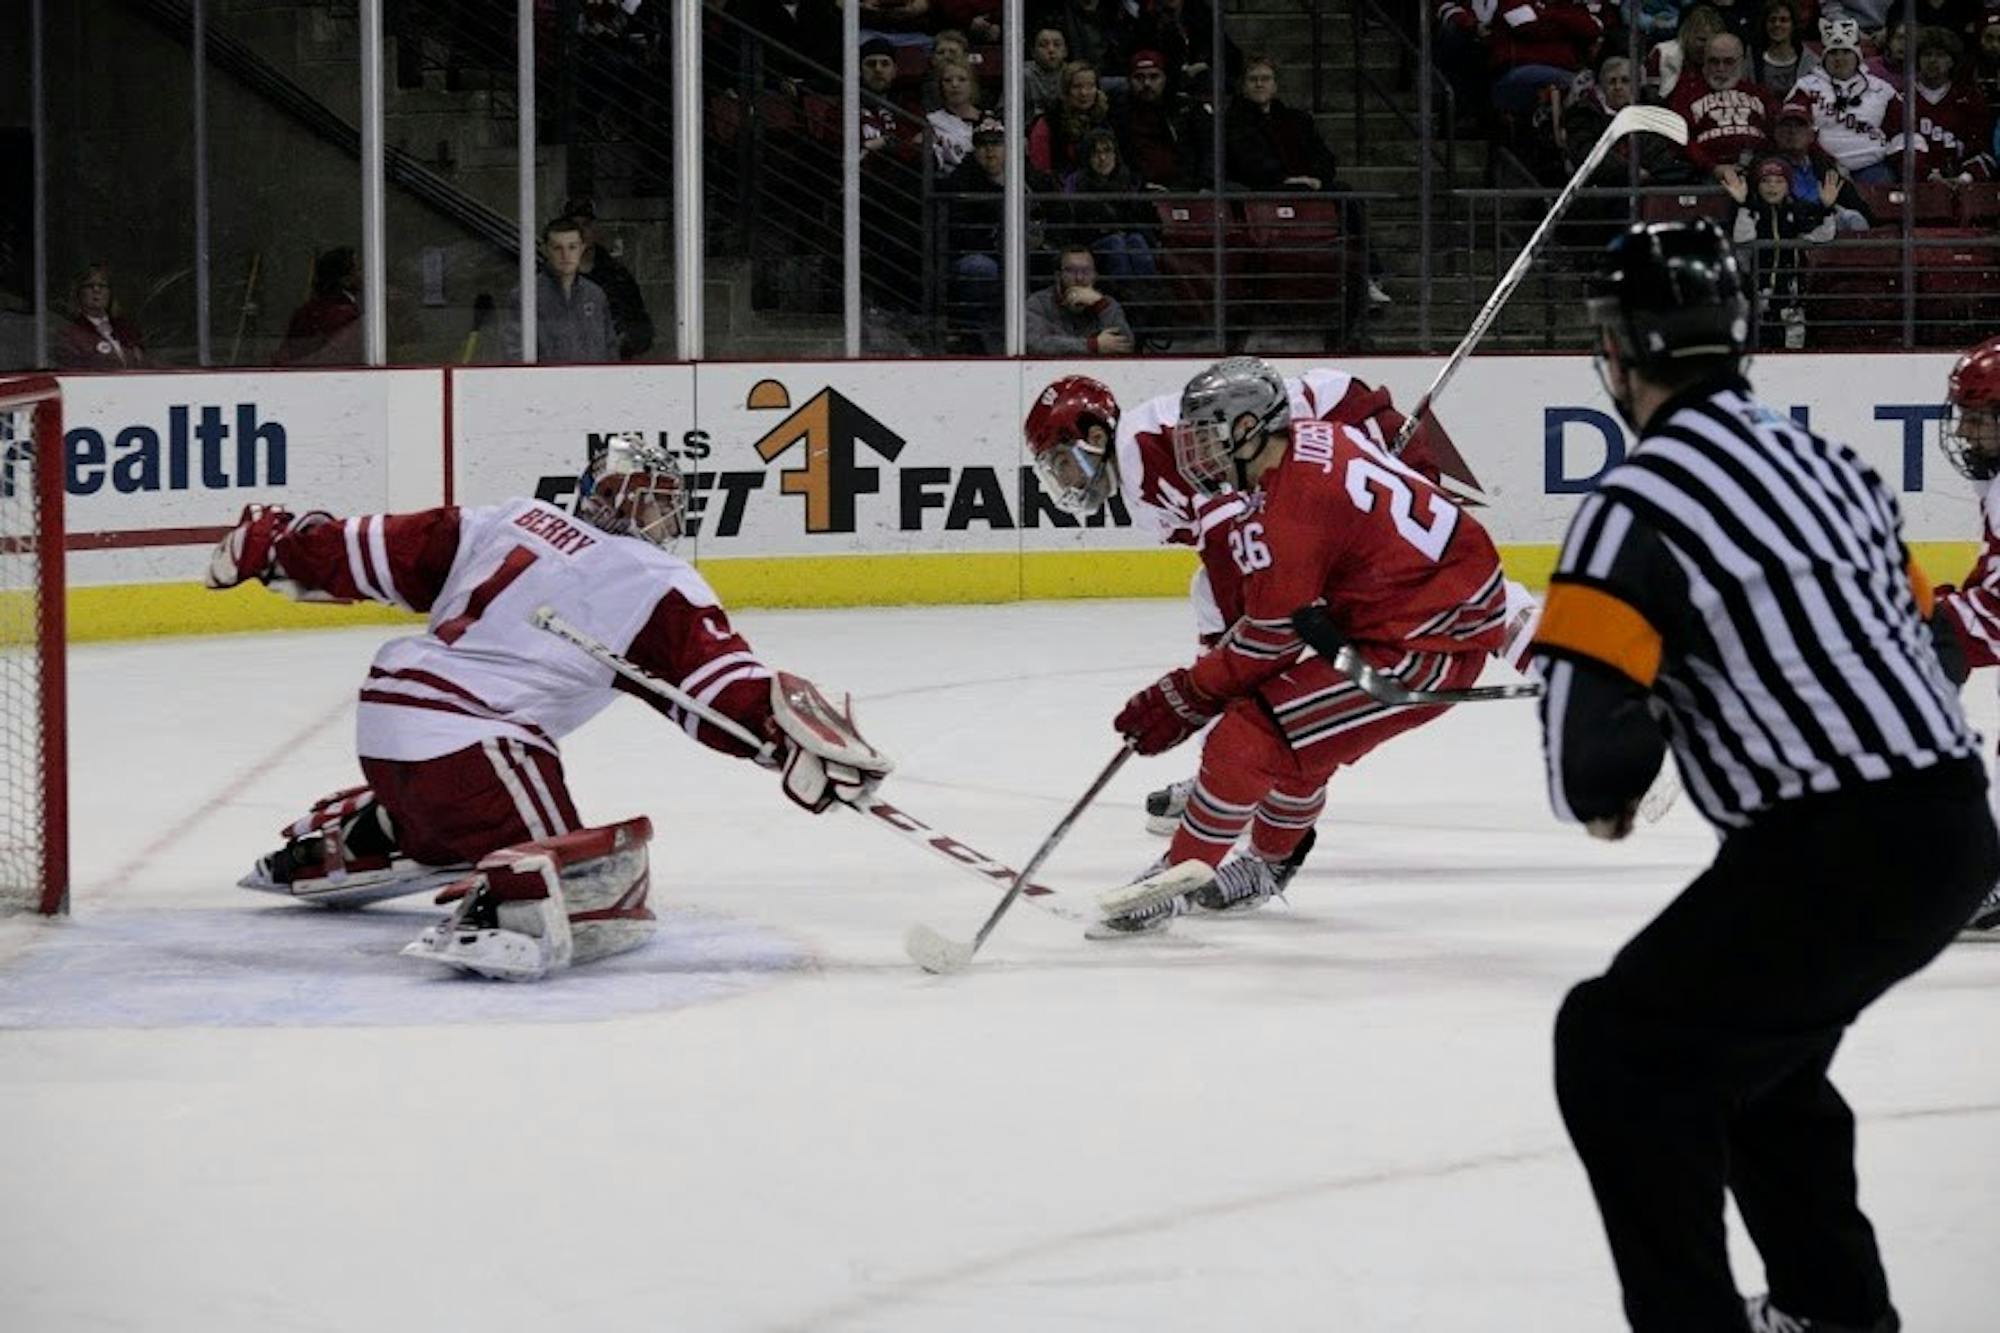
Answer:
xmin=904 ymin=923 xmax=976 ymax=975
xmin=1609 ymin=103 xmax=1689 ymax=146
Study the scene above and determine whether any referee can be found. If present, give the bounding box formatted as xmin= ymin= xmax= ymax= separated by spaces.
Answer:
xmin=1530 ymin=220 xmax=1998 ymax=1333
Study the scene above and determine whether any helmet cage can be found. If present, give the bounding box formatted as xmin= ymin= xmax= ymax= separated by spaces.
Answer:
xmin=576 ymin=434 xmax=690 ymax=548
xmin=1031 ymin=436 xmax=1117 ymax=516
xmin=1943 ymin=402 xmax=2000 ymax=482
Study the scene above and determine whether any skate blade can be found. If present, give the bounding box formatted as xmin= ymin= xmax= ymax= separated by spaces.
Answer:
xmin=1096 ymin=861 xmax=1213 ymax=920
xmin=238 ymin=865 xmax=470 ymax=910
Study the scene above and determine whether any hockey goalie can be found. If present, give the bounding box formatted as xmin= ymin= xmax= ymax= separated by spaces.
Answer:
xmin=203 ymin=434 xmax=891 ymax=980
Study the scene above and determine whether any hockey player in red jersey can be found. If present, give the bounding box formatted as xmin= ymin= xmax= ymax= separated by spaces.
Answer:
xmin=1094 ymin=357 xmax=1514 ymax=933
xmin=1025 ymin=367 xmax=1524 ymax=845
xmin=1932 ymin=334 xmax=2000 ymax=934
xmin=203 ymin=434 xmax=892 ymax=979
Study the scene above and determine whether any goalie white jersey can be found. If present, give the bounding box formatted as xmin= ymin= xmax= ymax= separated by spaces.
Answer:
xmin=273 ymin=497 xmax=770 ymax=763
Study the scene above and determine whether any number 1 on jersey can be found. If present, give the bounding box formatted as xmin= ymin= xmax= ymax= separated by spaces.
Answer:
xmin=436 ymin=546 xmax=539 ymax=644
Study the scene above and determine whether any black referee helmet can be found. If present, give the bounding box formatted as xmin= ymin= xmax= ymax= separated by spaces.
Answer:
xmin=1585 ymin=220 xmax=1752 ymax=373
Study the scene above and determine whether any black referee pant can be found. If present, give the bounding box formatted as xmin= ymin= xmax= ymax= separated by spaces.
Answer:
xmin=1554 ymin=757 xmax=1999 ymax=1333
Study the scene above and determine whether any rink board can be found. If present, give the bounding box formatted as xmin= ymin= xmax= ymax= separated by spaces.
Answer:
xmin=40 ymin=355 xmax=1983 ymax=640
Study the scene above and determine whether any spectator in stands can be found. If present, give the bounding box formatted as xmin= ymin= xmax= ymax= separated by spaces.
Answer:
xmin=1767 ymin=102 xmax=1876 ymax=224
xmin=274 ymin=246 xmax=362 ymax=367
xmin=1113 ymin=46 xmax=1216 ymax=189
xmin=1821 ymin=0 xmax=1894 ymax=39
xmin=1755 ymin=1 xmax=1821 ymax=99
xmin=1647 ymin=4 xmax=1727 ymax=100
xmin=944 ymin=118 xmax=1011 ymax=353
xmin=1674 ymin=32 xmax=1779 ymax=174
xmin=1978 ymin=13 xmax=2000 ymax=104
xmin=1724 ymin=156 xmax=1838 ymax=347
xmin=1911 ymin=27 xmax=1996 ymax=178
xmin=920 ymin=29 xmax=972 ymax=110
xmin=1029 ymin=62 xmax=1113 ymax=173
xmin=1063 ymin=129 xmax=1161 ymax=282
xmin=861 ymin=39 xmax=923 ymax=161
xmin=1435 ymin=2 xmax=1496 ymax=113
xmin=1027 ymin=26 xmax=1071 ymax=115
xmin=1483 ymin=0 xmax=1605 ymax=116
xmin=1037 ymin=0 xmax=1118 ymax=70
xmin=55 ymin=265 xmax=147 ymax=370
xmin=1787 ymin=16 xmax=1918 ymax=182
xmin=513 ymin=217 xmax=617 ymax=364
xmin=561 ymin=197 xmax=655 ymax=362
xmin=1225 ymin=56 xmax=1391 ymax=308
xmin=1126 ymin=0 xmax=1243 ymax=99
xmin=929 ymin=59 xmax=988 ymax=169
xmin=1026 ymin=244 xmax=1134 ymax=354
xmin=1564 ymin=55 xmax=1684 ymax=183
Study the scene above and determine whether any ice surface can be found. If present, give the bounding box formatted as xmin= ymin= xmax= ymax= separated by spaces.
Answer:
xmin=1 ymin=601 xmax=1995 ymax=1332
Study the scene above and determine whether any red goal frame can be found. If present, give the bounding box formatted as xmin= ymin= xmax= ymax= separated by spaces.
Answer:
xmin=0 ymin=375 xmax=67 ymax=915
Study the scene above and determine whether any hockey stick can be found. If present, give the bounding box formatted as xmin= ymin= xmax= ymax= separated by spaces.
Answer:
xmin=528 ymin=607 xmax=1095 ymax=925
xmin=903 ymin=742 xmax=1134 ymax=975
xmin=1291 ymin=604 xmax=1543 ymax=705
xmin=1391 ymin=104 xmax=1688 ymax=460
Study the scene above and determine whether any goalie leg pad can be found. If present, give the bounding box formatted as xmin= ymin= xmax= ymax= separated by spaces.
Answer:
xmin=402 ymin=817 xmax=656 ymax=980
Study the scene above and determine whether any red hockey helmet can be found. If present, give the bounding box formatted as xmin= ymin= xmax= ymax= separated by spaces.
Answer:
xmin=1945 ymin=335 xmax=2000 ymax=481
xmin=1025 ymin=376 xmax=1121 ymax=516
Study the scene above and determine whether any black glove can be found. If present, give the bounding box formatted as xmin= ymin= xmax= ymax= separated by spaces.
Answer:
xmin=1929 ymin=605 xmax=1970 ymax=686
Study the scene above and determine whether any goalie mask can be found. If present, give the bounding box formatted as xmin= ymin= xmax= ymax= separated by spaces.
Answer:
xmin=1024 ymin=376 xmax=1122 ymax=517
xmin=1174 ymin=356 xmax=1289 ymax=495
xmin=1944 ymin=335 xmax=2000 ymax=482
xmin=575 ymin=433 xmax=688 ymax=549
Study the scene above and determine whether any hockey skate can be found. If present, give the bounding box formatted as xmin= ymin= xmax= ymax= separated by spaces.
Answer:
xmin=1144 ymin=777 xmax=1195 ymax=836
xmin=1959 ymin=882 xmax=2000 ymax=940
xmin=1089 ymin=857 xmax=1213 ymax=939
xmin=239 ymin=804 xmax=468 ymax=910
xmin=1190 ymin=828 xmax=1316 ymax=914
xmin=1744 ymin=1293 xmax=1899 ymax=1333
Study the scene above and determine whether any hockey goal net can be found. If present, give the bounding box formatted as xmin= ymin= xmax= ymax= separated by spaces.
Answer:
xmin=0 ymin=376 xmax=67 ymax=916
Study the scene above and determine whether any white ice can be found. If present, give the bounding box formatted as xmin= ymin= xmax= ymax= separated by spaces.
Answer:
xmin=2 ymin=600 xmax=1997 ymax=1332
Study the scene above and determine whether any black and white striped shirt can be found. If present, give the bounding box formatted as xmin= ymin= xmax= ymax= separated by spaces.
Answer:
xmin=1532 ymin=376 xmax=1979 ymax=831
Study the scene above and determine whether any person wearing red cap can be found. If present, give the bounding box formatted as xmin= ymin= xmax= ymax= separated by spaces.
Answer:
xmin=1721 ymin=155 xmax=1838 ymax=347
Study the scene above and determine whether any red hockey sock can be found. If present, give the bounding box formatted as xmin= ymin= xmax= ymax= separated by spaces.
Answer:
xmin=1249 ymin=780 xmax=1327 ymax=861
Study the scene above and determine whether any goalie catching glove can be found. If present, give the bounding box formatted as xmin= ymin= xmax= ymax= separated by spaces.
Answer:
xmin=204 ymin=503 xmax=339 ymax=600
xmin=764 ymin=671 xmax=895 ymax=813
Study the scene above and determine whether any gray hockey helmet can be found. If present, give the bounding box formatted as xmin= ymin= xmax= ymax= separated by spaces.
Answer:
xmin=1174 ymin=356 xmax=1290 ymax=494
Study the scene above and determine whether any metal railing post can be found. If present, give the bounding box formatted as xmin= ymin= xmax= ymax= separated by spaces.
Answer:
xmin=517 ymin=0 xmax=538 ymax=363
xmin=1003 ymin=0 xmax=1026 ymax=357
xmin=674 ymin=0 xmax=703 ymax=359
xmin=1417 ymin=3 xmax=1433 ymax=351
xmin=842 ymin=0 xmax=860 ymax=356
xmin=194 ymin=0 xmax=213 ymax=365
xmin=361 ymin=0 xmax=386 ymax=366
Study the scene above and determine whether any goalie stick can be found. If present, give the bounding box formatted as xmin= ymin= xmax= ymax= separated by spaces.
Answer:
xmin=903 ymin=743 xmax=1134 ymax=975
xmin=1391 ymin=104 xmax=1689 ymax=467
xmin=528 ymin=608 xmax=1097 ymax=928
xmin=1291 ymin=605 xmax=1543 ymax=705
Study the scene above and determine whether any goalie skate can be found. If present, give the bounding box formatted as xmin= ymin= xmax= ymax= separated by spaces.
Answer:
xmin=239 ymin=787 xmax=467 ymax=909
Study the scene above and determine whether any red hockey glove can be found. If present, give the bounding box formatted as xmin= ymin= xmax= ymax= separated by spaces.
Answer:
xmin=203 ymin=503 xmax=295 ymax=590
xmin=1115 ymin=668 xmax=1219 ymax=755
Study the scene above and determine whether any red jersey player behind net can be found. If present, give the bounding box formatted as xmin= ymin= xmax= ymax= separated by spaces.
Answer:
xmin=202 ymin=434 xmax=891 ymax=980
xmin=1931 ymin=334 xmax=2000 ymax=936
xmin=1025 ymin=365 xmax=1535 ymax=849
xmin=1092 ymin=356 xmax=1514 ymax=934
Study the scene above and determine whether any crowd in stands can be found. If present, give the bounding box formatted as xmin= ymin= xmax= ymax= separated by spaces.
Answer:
xmin=723 ymin=0 xmax=1381 ymax=353
xmin=1433 ymin=0 xmax=2000 ymax=345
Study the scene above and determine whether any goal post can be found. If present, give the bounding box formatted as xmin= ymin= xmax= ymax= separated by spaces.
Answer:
xmin=0 ymin=376 xmax=67 ymax=916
